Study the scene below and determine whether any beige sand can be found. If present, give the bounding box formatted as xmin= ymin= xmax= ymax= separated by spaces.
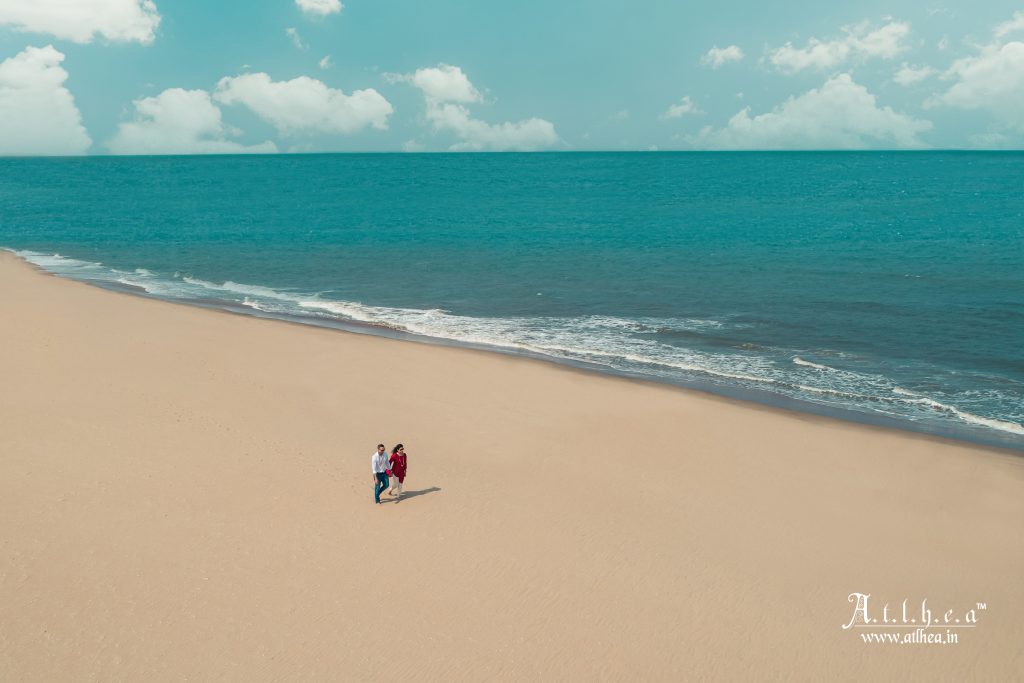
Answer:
xmin=1 ymin=251 xmax=1021 ymax=681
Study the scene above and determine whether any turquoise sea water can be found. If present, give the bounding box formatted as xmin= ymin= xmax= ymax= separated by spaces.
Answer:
xmin=1 ymin=152 xmax=1022 ymax=449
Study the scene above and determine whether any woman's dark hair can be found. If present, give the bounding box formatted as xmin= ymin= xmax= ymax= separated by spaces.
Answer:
xmin=392 ymin=443 xmax=404 ymax=455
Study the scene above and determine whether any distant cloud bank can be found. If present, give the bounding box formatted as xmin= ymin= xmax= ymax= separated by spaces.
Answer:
xmin=391 ymin=63 xmax=560 ymax=151
xmin=691 ymin=74 xmax=931 ymax=150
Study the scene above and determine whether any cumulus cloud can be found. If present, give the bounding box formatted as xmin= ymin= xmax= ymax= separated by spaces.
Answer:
xmin=700 ymin=45 xmax=744 ymax=68
xmin=0 ymin=0 xmax=161 ymax=45
xmin=108 ymin=88 xmax=276 ymax=154
xmin=214 ymin=72 xmax=393 ymax=134
xmin=893 ymin=63 xmax=935 ymax=86
xmin=0 ymin=45 xmax=91 ymax=155
xmin=295 ymin=0 xmax=342 ymax=17
xmin=399 ymin=63 xmax=482 ymax=103
xmin=768 ymin=20 xmax=910 ymax=73
xmin=397 ymin=63 xmax=558 ymax=151
xmin=660 ymin=96 xmax=702 ymax=119
xmin=691 ymin=74 xmax=931 ymax=149
xmin=423 ymin=100 xmax=558 ymax=151
xmin=927 ymin=14 xmax=1024 ymax=130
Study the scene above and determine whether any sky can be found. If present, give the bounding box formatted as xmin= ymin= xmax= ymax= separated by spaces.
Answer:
xmin=1 ymin=0 xmax=1024 ymax=154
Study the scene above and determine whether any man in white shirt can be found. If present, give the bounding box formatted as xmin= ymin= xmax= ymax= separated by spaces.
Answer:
xmin=372 ymin=443 xmax=390 ymax=505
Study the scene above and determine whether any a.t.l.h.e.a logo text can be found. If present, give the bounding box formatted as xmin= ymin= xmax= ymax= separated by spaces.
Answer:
xmin=842 ymin=592 xmax=985 ymax=630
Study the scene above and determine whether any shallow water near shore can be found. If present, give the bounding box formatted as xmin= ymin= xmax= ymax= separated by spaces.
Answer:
xmin=1 ymin=152 xmax=1022 ymax=449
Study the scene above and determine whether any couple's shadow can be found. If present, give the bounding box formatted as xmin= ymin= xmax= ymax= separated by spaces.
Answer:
xmin=384 ymin=486 xmax=441 ymax=502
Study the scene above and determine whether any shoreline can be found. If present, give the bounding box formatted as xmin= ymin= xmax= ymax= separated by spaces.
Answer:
xmin=2 ymin=250 xmax=1022 ymax=680
xmin=10 ymin=248 xmax=1023 ymax=454
xmin=83 ymin=279 xmax=1024 ymax=457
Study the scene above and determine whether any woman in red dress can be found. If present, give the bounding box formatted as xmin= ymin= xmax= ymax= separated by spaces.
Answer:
xmin=388 ymin=443 xmax=408 ymax=500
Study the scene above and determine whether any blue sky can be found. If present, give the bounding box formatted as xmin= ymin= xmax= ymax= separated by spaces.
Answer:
xmin=1 ymin=0 xmax=1023 ymax=154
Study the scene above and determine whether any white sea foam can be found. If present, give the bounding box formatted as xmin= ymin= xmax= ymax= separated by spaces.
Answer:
xmin=115 ymin=276 xmax=147 ymax=289
xmin=953 ymin=412 xmax=1024 ymax=435
xmin=298 ymin=298 xmax=782 ymax=386
xmin=795 ymin=384 xmax=881 ymax=401
xmin=896 ymin=394 xmax=1024 ymax=434
xmin=119 ymin=275 xmax=184 ymax=297
xmin=887 ymin=387 xmax=1024 ymax=435
xmin=17 ymin=250 xmax=103 ymax=273
xmin=181 ymin=276 xmax=298 ymax=301
xmin=241 ymin=298 xmax=267 ymax=311
xmin=793 ymin=356 xmax=834 ymax=371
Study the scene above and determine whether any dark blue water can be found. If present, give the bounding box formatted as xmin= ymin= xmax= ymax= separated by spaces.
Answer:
xmin=2 ymin=152 xmax=1022 ymax=448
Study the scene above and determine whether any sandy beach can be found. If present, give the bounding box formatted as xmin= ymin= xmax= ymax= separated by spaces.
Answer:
xmin=1 ymin=250 xmax=1021 ymax=680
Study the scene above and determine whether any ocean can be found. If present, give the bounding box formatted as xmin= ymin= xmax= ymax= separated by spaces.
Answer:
xmin=1 ymin=152 xmax=1021 ymax=449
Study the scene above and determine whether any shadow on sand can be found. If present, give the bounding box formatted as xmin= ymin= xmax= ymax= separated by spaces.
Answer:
xmin=386 ymin=486 xmax=441 ymax=502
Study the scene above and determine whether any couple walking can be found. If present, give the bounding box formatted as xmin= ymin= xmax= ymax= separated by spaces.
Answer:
xmin=372 ymin=443 xmax=408 ymax=504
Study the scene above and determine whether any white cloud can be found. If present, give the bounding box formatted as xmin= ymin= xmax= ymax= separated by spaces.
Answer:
xmin=928 ymin=43 xmax=1024 ymax=129
xmin=214 ymin=72 xmax=393 ymax=134
xmin=108 ymin=88 xmax=276 ymax=155
xmin=691 ymin=74 xmax=931 ymax=149
xmin=0 ymin=0 xmax=161 ymax=45
xmin=768 ymin=20 xmax=910 ymax=72
xmin=612 ymin=109 xmax=630 ymax=121
xmin=295 ymin=0 xmax=342 ymax=17
xmin=893 ymin=63 xmax=935 ymax=86
xmin=927 ymin=14 xmax=1024 ymax=131
xmin=854 ymin=21 xmax=911 ymax=58
xmin=407 ymin=63 xmax=481 ymax=103
xmin=0 ymin=45 xmax=91 ymax=155
xmin=286 ymin=27 xmax=307 ymax=50
xmin=968 ymin=132 xmax=1012 ymax=149
xmin=700 ymin=45 xmax=744 ymax=68
xmin=994 ymin=11 xmax=1024 ymax=40
xmin=399 ymin=63 xmax=558 ymax=151
xmin=660 ymin=96 xmax=702 ymax=119
xmin=424 ymin=100 xmax=558 ymax=151
xmin=319 ymin=55 xmax=332 ymax=70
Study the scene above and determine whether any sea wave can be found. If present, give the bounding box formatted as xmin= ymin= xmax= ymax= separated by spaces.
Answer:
xmin=892 ymin=388 xmax=1024 ymax=435
xmin=793 ymin=356 xmax=834 ymax=371
xmin=241 ymin=298 xmax=268 ymax=311
xmin=183 ymin=276 xmax=299 ymax=301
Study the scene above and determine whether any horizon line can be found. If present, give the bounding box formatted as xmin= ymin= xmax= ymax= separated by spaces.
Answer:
xmin=3 ymin=148 xmax=1024 ymax=160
